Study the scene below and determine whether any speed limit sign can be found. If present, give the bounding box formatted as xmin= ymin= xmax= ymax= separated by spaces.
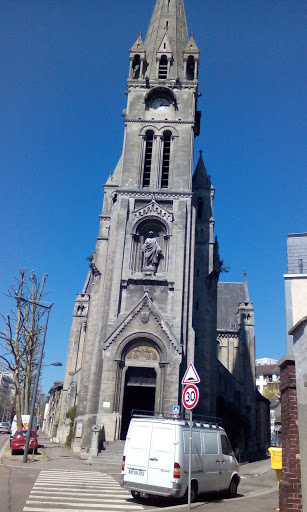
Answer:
xmin=182 ymin=384 xmax=199 ymax=410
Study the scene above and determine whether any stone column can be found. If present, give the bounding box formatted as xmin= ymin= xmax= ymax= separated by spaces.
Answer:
xmin=278 ymin=355 xmax=302 ymax=512
xmin=89 ymin=425 xmax=101 ymax=458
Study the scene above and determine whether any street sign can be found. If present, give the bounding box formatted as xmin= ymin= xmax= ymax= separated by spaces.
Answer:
xmin=182 ymin=362 xmax=200 ymax=385
xmin=182 ymin=384 xmax=199 ymax=410
xmin=173 ymin=405 xmax=180 ymax=415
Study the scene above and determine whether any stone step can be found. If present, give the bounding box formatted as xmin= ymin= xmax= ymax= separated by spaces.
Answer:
xmin=93 ymin=440 xmax=125 ymax=464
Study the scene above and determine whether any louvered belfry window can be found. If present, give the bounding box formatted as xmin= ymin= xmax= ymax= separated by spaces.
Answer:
xmin=161 ymin=131 xmax=171 ymax=188
xmin=158 ymin=55 xmax=168 ymax=79
xmin=142 ymin=130 xmax=154 ymax=187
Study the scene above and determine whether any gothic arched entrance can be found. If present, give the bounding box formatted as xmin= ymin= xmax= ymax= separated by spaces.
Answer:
xmin=120 ymin=366 xmax=156 ymax=439
xmin=118 ymin=341 xmax=162 ymax=439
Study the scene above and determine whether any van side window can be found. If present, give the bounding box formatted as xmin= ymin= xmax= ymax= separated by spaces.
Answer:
xmin=203 ymin=432 xmax=219 ymax=454
xmin=183 ymin=431 xmax=201 ymax=454
xmin=221 ymin=435 xmax=233 ymax=456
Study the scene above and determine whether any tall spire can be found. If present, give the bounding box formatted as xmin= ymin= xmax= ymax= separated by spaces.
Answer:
xmin=144 ymin=0 xmax=189 ymax=79
xmin=193 ymin=150 xmax=211 ymax=190
xmin=243 ymin=270 xmax=250 ymax=302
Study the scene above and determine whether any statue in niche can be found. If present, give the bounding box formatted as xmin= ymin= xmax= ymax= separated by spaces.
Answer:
xmin=142 ymin=231 xmax=163 ymax=271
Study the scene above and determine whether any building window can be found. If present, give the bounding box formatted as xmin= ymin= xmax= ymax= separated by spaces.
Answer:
xmin=159 ymin=55 xmax=168 ymax=79
xmin=161 ymin=130 xmax=171 ymax=188
xmin=142 ymin=130 xmax=154 ymax=187
xmin=197 ymin=197 xmax=203 ymax=218
xmin=186 ymin=55 xmax=195 ymax=80
xmin=132 ymin=54 xmax=140 ymax=79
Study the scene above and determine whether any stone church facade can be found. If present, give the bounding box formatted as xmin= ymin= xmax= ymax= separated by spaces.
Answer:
xmin=58 ymin=0 xmax=266 ymax=457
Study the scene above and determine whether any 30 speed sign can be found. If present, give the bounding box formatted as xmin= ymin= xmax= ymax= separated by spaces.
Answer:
xmin=182 ymin=383 xmax=199 ymax=410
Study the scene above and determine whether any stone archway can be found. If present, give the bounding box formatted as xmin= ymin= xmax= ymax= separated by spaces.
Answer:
xmin=119 ymin=342 xmax=162 ymax=439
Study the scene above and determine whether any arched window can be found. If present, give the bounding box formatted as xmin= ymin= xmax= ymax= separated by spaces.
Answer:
xmin=186 ymin=55 xmax=195 ymax=80
xmin=159 ymin=55 xmax=168 ymax=79
xmin=161 ymin=130 xmax=171 ymax=188
xmin=142 ymin=130 xmax=154 ymax=187
xmin=132 ymin=54 xmax=140 ymax=79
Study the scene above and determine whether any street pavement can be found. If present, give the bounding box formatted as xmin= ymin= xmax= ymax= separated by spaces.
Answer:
xmin=0 ymin=432 xmax=279 ymax=512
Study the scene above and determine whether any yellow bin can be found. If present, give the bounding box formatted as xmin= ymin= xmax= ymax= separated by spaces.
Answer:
xmin=269 ymin=446 xmax=282 ymax=483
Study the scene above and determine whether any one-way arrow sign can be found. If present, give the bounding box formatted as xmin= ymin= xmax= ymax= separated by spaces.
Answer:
xmin=181 ymin=362 xmax=200 ymax=385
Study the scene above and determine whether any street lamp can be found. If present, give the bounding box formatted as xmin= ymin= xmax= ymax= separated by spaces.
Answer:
xmin=43 ymin=362 xmax=62 ymax=367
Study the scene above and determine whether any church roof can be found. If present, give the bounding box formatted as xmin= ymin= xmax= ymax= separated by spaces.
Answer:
xmin=217 ymin=282 xmax=247 ymax=331
xmin=144 ymin=0 xmax=189 ymax=79
xmin=192 ymin=150 xmax=211 ymax=190
xmin=105 ymin=154 xmax=122 ymax=186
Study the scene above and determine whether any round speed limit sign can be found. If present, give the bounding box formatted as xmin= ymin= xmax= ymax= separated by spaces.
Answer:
xmin=182 ymin=384 xmax=199 ymax=410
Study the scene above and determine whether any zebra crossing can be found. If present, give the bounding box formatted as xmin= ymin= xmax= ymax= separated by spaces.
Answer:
xmin=23 ymin=469 xmax=144 ymax=512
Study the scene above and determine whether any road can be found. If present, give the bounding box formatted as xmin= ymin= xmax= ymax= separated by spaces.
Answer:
xmin=0 ymin=433 xmax=278 ymax=512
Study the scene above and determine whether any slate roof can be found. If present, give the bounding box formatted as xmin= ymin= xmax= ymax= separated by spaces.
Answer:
xmin=192 ymin=151 xmax=211 ymax=190
xmin=217 ymin=282 xmax=246 ymax=331
xmin=255 ymin=364 xmax=280 ymax=376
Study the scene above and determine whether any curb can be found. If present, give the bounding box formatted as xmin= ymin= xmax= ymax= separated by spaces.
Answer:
xmin=125 ymin=485 xmax=279 ymax=512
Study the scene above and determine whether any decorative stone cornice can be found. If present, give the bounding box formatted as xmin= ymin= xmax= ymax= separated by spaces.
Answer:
xmin=126 ymin=81 xmax=198 ymax=91
xmin=132 ymin=198 xmax=173 ymax=223
xmin=125 ymin=119 xmax=194 ymax=125
xmin=116 ymin=189 xmax=192 ymax=199
xmin=217 ymin=331 xmax=239 ymax=338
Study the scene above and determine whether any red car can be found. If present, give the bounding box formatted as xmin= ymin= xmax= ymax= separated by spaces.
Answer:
xmin=11 ymin=429 xmax=38 ymax=455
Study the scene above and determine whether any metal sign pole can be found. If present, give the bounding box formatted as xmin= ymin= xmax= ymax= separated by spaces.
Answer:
xmin=188 ymin=409 xmax=192 ymax=509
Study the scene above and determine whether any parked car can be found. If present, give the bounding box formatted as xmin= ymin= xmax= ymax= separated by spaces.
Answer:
xmin=0 ymin=422 xmax=10 ymax=434
xmin=11 ymin=429 xmax=38 ymax=455
xmin=10 ymin=414 xmax=37 ymax=445
xmin=121 ymin=413 xmax=240 ymax=503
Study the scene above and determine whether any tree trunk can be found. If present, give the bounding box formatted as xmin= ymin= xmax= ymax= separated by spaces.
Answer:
xmin=13 ymin=368 xmax=22 ymax=429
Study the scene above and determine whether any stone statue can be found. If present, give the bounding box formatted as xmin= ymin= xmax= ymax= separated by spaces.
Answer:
xmin=142 ymin=231 xmax=163 ymax=270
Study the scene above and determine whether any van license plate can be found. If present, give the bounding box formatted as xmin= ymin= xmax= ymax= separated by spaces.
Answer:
xmin=128 ymin=469 xmax=144 ymax=476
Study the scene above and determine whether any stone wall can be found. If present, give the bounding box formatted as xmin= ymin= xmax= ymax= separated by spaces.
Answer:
xmin=279 ymin=356 xmax=302 ymax=512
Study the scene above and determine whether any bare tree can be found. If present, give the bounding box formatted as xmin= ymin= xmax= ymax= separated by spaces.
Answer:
xmin=0 ymin=374 xmax=15 ymax=421
xmin=0 ymin=269 xmax=48 ymax=428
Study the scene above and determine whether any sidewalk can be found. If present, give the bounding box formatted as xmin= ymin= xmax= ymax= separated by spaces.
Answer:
xmin=1 ymin=433 xmax=279 ymax=511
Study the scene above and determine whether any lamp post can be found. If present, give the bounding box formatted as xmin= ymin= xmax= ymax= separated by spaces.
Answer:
xmin=22 ymin=301 xmax=53 ymax=463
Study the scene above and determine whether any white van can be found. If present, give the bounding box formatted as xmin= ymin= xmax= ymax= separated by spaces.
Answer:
xmin=10 ymin=415 xmax=37 ymax=444
xmin=120 ymin=414 xmax=240 ymax=502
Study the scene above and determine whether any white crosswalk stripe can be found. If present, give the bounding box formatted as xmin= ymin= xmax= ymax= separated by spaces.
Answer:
xmin=23 ymin=469 xmax=144 ymax=511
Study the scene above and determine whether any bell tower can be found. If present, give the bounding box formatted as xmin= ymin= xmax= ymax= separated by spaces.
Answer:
xmin=58 ymin=0 xmax=219 ymax=452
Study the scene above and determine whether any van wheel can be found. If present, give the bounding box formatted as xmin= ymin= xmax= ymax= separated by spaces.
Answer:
xmin=131 ymin=491 xmax=141 ymax=501
xmin=228 ymin=477 xmax=238 ymax=497
xmin=191 ymin=482 xmax=198 ymax=503
xmin=184 ymin=482 xmax=198 ymax=503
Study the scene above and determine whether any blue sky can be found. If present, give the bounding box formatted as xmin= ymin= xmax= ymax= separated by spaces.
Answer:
xmin=0 ymin=0 xmax=306 ymax=394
